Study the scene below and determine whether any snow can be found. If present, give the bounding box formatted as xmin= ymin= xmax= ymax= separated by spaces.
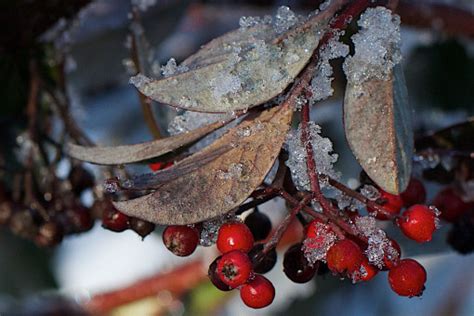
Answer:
xmin=274 ymin=6 xmax=299 ymax=34
xmin=343 ymin=7 xmax=402 ymax=83
xmin=285 ymin=122 xmax=340 ymax=191
xmin=131 ymin=0 xmax=157 ymax=12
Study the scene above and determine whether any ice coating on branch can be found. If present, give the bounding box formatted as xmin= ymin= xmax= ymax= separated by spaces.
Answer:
xmin=360 ymin=185 xmax=381 ymax=201
xmin=274 ymin=6 xmax=299 ymax=33
xmin=355 ymin=216 xmax=397 ymax=268
xmin=285 ymin=122 xmax=340 ymax=191
xmin=343 ymin=7 xmax=401 ymax=83
xmin=310 ymin=35 xmax=349 ymax=102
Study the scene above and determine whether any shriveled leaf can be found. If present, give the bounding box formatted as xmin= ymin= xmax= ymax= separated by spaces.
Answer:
xmin=130 ymin=20 xmax=329 ymax=113
xmin=344 ymin=64 xmax=413 ymax=194
xmin=113 ymin=104 xmax=293 ymax=225
xmin=66 ymin=120 xmax=226 ymax=165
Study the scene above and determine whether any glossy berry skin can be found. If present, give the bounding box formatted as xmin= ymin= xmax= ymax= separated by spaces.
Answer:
xmin=400 ymin=178 xmax=426 ymax=207
xmin=382 ymin=238 xmax=401 ymax=270
xmin=217 ymin=250 xmax=253 ymax=288
xmin=433 ymin=188 xmax=473 ymax=222
xmin=326 ymin=239 xmax=364 ymax=275
xmin=244 ymin=210 xmax=272 ymax=241
xmin=102 ymin=207 xmax=130 ymax=232
xmin=162 ymin=225 xmax=199 ymax=257
xmin=388 ymin=259 xmax=426 ymax=297
xmin=283 ymin=243 xmax=316 ymax=283
xmin=130 ymin=218 xmax=155 ymax=238
xmin=240 ymin=275 xmax=275 ymax=309
xmin=397 ymin=205 xmax=437 ymax=243
xmin=217 ymin=222 xmax=254 ymax=253
xmin=248 ymin=244 xmax=277 ymax=274
xmin=208 ymin=256 xmax=232 ymax=291
xmin=369 ymin=190 xmax=404 ymax=220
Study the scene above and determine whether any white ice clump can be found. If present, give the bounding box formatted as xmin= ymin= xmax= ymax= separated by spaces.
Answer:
xmin=302 ymin=223 xmax=338 ymax=265
xmin=310 ymin=35 xmax=349 ymax=102
xmin=343 ymin=7 xmax=402 ymax=83
xmin=168 ymin=111 xmax=229 ymax=136
xmin=131 ymin=0 xmax=157 ymax=12
xmin=360 ymin=184 xmax=381 ymax=201
xmin=211 ymin=72 xmax=242 ymax=101
xmin=217 ymin=163 xmax=245 ymax=180
xmin=239 ymin=15 xmax=272 ymax=28
xmin=129 ymin=73 xmax=153 ymax=89
xmin=274 ymin=6 xmax=299 ymax=33
xmin=160 ymin=58 xmax=189 ymax=77
xmin=355 ymin=216 xmax=397 ymax=268
xmin=285 ymin=122 xmax=340 ymax=191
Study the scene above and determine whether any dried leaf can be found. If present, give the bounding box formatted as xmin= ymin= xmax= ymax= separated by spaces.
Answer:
xmin=130 ymin=20 xmax=329 ymax=113
xmin=113 ymin=104 xmax=293 ymax=225
xmin=344 ymin=64 xmax=414 ymax=194
xmin=66 ymin=120 xmax=226 ymax=165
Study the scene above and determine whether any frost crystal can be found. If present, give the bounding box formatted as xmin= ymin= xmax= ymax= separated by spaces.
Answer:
xmin=310 ymin=35 xmax=349 ymax=102
xmin=343 ymin=7 xmax=401 ymax=83
xmin=239 ymin=15 xmax=272 ymax=28
xmin=355 ymin=216 xmax=396 ymax=268
xmin=211 ymin=72 xmax=242 ymax=100
xmin=129 ymin=73 xmax=153 ymax=88
xmin=360 ymin=185 xmax=381 ymax=201
xmin=217 ymin=163 xmax=245 ymax=180
xmin=199 ymin=214 xmax=236 ymax=246
xmin=160 ymin=58 xmax=188 ymax=77
xmin=168 ymin=111 xmax=228 ymax=136
xmin=274 ymin=6 xmax=299 ymax=33
xmin=302 ymin=223 xmax=337 ymax=264
xmin=285 ymin=122 xmax=340 ymax=191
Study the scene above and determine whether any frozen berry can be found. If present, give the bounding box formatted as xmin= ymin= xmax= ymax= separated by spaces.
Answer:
xmin=352 ymin=258 xmax=378 ymax=282
xmin=382 ymin=238 xmax=401 ymax=270
xmin=240 ymin=275 xmax=275 ymax=309
xmin=162 ymin=225 xmax=199 ymax=257
xmin=433 ymin=187 xmax=473 ymax=222
xmin=397 ymin=205 xmax=437 ymax=243
xmin=217 ymin=250 xmax=252 ymax=288
xmin=217 ymin=222 xmax=254 ymax=253
xmin=130 ymin=218 xmax=155 ymax=238
xmin=283 ymin=243 xmax=316 ymax=283
xmin=148 ymin=161 xmax=173 ymax=172
xmin=326 ymin=239 xmax=364 ymax=275
xmin=401 ymin=178 xmax=426 ymax=207
xmin=388 ymin=259 xmax=426 ymax=297
xmin=208 ymin=256 xmax=232 ymax=291
xmin=447 ymin=210 xmax=474 ymax=254
xmin=102 ymin=207 xmax=130 ymax=232
xmin=248 ymin=244 xmax=277 ymax=274
xmin=35 ymin=222 xmax=63 ymax=247
xmin=368 ymin=190 xmax=403 ymax=220
xmin=305 ymin=218 xmax=333 ymax=239
xmin=244 ymin=209 xmax=272 ymax=241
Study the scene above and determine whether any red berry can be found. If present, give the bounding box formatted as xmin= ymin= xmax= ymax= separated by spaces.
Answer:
xmin=400 ymin=178 xmax=426 ymax=207
xmin=148 ymin=161 xmax=173 ymax=172
xmin=240 ymin=275 xmax=275 ymax=309
xmin=283 ymin=243 xmax=317 ymax=283
xmin=102 ymin=207 xmax=130 ymax=232
xmin=352 ymin=258 xmax=378 ymax=282
xmin=397 ymin=205 xmax=437 ymax=243
xmin=305 ymin=218 xmax=333 ymax=239
xmin=162 ymin=225 xmax=199 ymax=257
xmin=217 ymin=250 xmax=253 ymax=288
xmin=433 ymin=187 xmax=473 ymax=222
xmin=369 ymin=190 xmax=404 ymax=220
xmin=388 ymin=259 xmax=426 ymax=297
xmin=208 ymin=256 xmax=232 ymax=291
xmin=217 ymin=222 xmax=254 ymax=253
xmin=382 ymin=238 xmax=401 ymax=270
xmin=326 ymin=239 xmax=364 ymax=275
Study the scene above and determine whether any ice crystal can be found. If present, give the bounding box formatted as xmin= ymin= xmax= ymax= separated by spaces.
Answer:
xmin=302 ymin=223 xmax=337 ymax=264
xmin=131 ymin=0 xmax=157 ymax=12
xmin=274 ymin=6 xmax=299 ymax=33
xmin=160 ymin=58 xmax=188 ymax=77
xmin=343 ymin=7 xmax=401 ymax=83
xmin=168 ymin=111 xmax=229 ymax=136
xmin=360 ymin=185 xmax=381 ymax=201
xmin=211 ymin=72 xmax=242 ymax=101
xmin=285 ymin=122 xmax=340 ymax=191
xmin=199 ymin=214 xmax=236 ymax=246
xmin=239 ymin=15 xmax=272 ymax=28
xmin=310 ymin=35 xmax=349 ymax=102
xmin=217 ymin=163 xmax=245 ymax=180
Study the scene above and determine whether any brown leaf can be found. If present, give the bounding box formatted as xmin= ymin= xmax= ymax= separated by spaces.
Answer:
xmin=66 ymin=120 xmax=226 ymax=165
xmin=113 ymin=103 xmax=293 ymax=225
xmin=344 ymin=65 xmax=413 ymax=194
xmin=130 ymin=19 xmax=329 ymax=113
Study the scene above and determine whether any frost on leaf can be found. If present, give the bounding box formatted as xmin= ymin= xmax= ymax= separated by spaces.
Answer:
xmin=285 ymin=122 xmax=340 ymax=191
xmin=129 ymin=6 xmax=330 ymax=113
xmin=343 ymin=7 xmax=413 ymax=194
xmin=112 ymin=104 xmax=293 ymax=225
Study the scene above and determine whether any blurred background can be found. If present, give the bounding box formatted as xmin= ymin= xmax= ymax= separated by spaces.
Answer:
xmin=0 ymin=0 xmax=473 ymax=315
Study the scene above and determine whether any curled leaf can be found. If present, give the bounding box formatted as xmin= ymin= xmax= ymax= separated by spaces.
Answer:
xmin=344 ymin=64 xmax=413 ymax=194
xmin=113 ymin=104 xmax=293 ymax=225
xmin=66 ymin=120 xmax=226 ymax=165
xmin=130 ymin=19 xmax=329 ymax=113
